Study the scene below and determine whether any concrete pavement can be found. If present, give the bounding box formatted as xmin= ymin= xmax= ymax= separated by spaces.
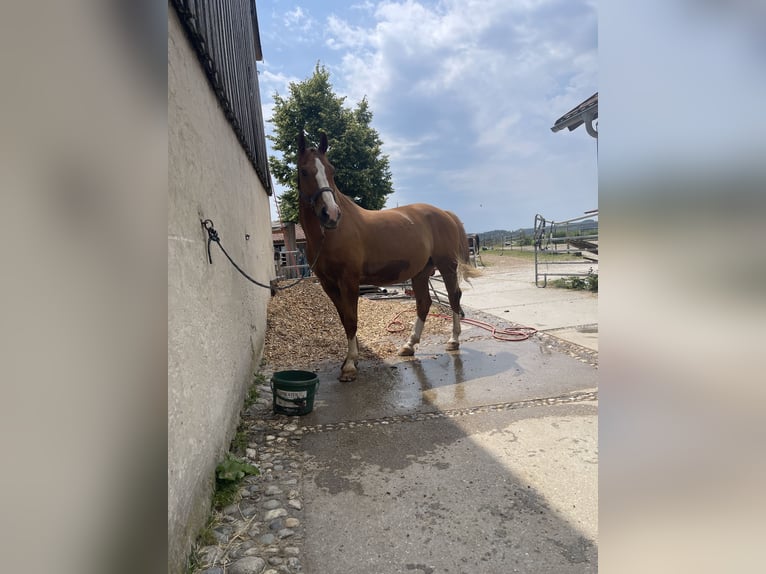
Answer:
xmin=285 ymin=264 xmax=599 ymax=573
xmin=460 ymin=259 xmax=598 ymax=351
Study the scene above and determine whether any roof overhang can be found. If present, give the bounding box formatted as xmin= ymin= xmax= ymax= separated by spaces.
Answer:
xmin=551 ymin=92 xmax=598 ymax=138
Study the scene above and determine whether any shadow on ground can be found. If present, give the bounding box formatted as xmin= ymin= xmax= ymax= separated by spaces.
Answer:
xmin=282 ymin=330 xmax=598 ymax=573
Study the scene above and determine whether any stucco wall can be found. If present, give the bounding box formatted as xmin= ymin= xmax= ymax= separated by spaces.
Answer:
xmin=168 ymin=8 xmax=273 ymax=572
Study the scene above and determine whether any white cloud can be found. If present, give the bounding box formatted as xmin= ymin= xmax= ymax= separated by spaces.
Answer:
xmin=283 ymin=6 xmax=314 ymax=33
xmin=350 ymin=0 xmax=377 ymax=13
xmin=259 ymin=67 xmax=299 ymax=95
xmin=257 ymin=65 xmax=302 ymax=138
xmin=283 ymin=0 xmax=598 ymax=229
xmin=260 ymin=0 xmax=597 ymax=231
xmin=326 ymin=15 xmax=369 ymax=50
xmin=330 ymin=0 xmax=596 ymax=136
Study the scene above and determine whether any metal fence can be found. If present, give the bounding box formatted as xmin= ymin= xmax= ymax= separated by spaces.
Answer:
xmin=172 ymin=0 xmax=272 ymax=193
xmin=534 ymin=210 xmax=598 ymax=287
xmin=275 ymin=250 xmax=311 ymax=280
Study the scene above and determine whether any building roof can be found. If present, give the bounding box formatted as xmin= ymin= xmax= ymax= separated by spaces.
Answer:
xmin=551 ymin=92 xmax=598 ymax=136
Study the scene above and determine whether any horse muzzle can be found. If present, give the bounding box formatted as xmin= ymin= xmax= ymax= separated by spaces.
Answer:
xmin=320 ymin=206 xmax=341 ymax=229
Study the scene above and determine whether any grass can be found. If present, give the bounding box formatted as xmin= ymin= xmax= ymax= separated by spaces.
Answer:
xmin=480 ymin=248 xmax=572 ymax=264
xmin=482 ymin=247 xmax=534 ymax=257
xmin=197 ymin=516 xmax=217 ymax=547
xmin=230 ymin=428 xmax=248 ymax=455
xmin=186 ymin=516 xmax=218 ymax=573
xmin=189 ymin=452 xmax=259 ymax=571
xmin=212 ymin=480 xmax=240 ymax=510
xmin=212 ymin=453 xmax=259 ymax=509
xmin=230 ymin=374 xmax=265 ymax=454
xmin=549 ymin=273 xmax=598 ymax=292
xmin=244 ymin=373 xmax=264 ymax=409
xmin=217 ymin=375 xmax=265 ymax=503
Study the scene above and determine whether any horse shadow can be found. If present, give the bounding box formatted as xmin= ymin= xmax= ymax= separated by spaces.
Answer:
xmin=392 ymin=341 xmax=523 ymax=407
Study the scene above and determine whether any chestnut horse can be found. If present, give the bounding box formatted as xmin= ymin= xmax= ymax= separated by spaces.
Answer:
xmin=297 ymin=131 xmax=480 ymax=381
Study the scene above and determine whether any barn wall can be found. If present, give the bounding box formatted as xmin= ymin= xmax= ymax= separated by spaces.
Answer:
xmin=168 ymin=7 xmax=273 ymax=572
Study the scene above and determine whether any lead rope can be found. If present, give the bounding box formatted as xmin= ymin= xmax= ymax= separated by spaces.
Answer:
xmin=201 ymin=219 xmax=322 ymax=294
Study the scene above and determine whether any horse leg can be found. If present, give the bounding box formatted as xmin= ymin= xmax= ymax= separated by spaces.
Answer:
xmin=321 ymin=279 xmax=361 ymax=381
xmin=440 ymin=267 xmax=464 ymax=351
xmin=398 ymin=266 xmax=433 ymax=356
xmin=338 ymin=296 xmax=359 ymax=382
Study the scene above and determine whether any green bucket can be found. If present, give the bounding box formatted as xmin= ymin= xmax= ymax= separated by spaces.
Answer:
xmin=270 ymin=370 xmax=320 ymax=416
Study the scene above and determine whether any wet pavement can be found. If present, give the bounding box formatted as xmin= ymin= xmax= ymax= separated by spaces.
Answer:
xmin=302 ymin=335 xmax=595 ymax=426
xmin=292 ymin=322 xmax=598 ymax=573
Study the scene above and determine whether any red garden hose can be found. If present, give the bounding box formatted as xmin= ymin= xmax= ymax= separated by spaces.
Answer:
xmin=386 ymin=309 xmax=536 ymax=341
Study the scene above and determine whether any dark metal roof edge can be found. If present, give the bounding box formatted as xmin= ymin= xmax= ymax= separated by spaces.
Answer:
xmin=251 ymin=0 xmax=263 ymax=61
xmin=551 ymin=92 xmax=598 ymax=132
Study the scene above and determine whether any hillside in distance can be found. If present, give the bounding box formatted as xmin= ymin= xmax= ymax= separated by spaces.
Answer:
xmin=476 ymin=219 xmax=597 ymax=246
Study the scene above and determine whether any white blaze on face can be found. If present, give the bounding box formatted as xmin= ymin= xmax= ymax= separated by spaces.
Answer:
xmin=314 ymin=157 xmax=340 ymax=221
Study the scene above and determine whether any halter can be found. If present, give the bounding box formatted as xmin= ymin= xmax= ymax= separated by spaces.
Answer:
xmin=300 ymin=186 xmax=335 ymax=207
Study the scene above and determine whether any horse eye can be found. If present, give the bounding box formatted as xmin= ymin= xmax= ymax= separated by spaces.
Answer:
xmin=300 ymin=169 xmax=308 ymax=177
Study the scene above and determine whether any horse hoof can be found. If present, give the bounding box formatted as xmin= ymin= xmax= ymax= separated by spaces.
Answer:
xmin=445 ymin=341 xmax=460 ymax=351
xmin=398 ymin=346 xmax=415 ymax=356
xmin=339 ymin=366 xmax=357 ymax=382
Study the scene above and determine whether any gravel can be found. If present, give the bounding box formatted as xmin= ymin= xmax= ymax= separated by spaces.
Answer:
xmin=262 ymin=278 xmax=453 ymax=370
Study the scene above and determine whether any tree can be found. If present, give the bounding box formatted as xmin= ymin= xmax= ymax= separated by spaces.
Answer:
xmin=268 ymin=64 xmax=394 ymax=222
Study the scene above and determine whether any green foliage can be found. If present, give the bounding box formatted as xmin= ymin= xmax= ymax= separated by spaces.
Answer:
xmin=197 ymin=517 xmax=217 ymax=547
xmin=570 ymin=277 xmax=587 ymax=290
xmin=212 ymin=481 xmax=239 ymax=510
xmin=550 ymin=273 xmax=598 ymax=292
xmin=212 ymin=453 xmax=259 ymax=509
xmin=216 ymin=453 xmax=259 ymax=482
xmin=243 ymin=382 xmax=260 ymax=411
xmin=268 ymin=63 xmax=394 ymax=222
xmin=231 ymin=429 xmax=248 ymax=455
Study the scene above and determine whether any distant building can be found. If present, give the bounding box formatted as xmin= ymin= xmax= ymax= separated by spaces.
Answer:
xmin=272 ymin=221 xmax=307 ymax=251
xmin=272 ymin=222 xmax=310 ymax=278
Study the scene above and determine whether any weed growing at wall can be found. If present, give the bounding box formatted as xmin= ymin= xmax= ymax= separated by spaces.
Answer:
xmin=212 ymin=453 xmax=259 ymax=509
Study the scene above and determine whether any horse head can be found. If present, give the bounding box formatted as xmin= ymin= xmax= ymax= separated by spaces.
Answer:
xmin=297 ymin=131 xmax=342 ymax=230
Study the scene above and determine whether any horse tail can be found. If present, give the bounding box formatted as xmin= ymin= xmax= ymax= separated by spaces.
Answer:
xmin=446 ymin=211 xmax=482 ymax=284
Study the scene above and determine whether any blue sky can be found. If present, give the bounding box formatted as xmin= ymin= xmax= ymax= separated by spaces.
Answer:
xmin=256 ymin=0 xmax=598 ymax=233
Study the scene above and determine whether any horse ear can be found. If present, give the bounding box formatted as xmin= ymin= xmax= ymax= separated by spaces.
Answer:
xmin=298 ymin=130 xmax=306 ymax=154
xmin=319 ymin=132 xmax=328 ymax=154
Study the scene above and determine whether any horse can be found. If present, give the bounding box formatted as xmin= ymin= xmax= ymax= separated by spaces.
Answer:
xmin=297 ymin=131 xmax=481 ymax=381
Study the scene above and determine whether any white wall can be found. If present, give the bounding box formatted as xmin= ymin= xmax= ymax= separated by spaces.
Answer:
xmin=168 ymin=8 xmax=273 ymax=572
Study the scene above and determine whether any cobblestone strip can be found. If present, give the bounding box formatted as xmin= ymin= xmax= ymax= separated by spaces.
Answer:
xmin=299 ymin=389 xmax=598 ymax=435
xmin=194 ymin=383 xmax=311 ymax=574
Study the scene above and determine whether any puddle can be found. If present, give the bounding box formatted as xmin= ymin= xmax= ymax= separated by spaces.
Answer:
xmin=294 ymin=335 xmax=596 ymax=426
